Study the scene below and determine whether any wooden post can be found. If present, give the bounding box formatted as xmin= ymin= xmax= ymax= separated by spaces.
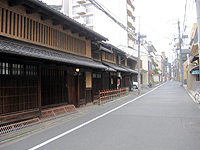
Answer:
xmin=77 ymin=73 xmax=80 ymax=107
xmin=38 ymin=65 xmax=42 ymax=119
xmin=99 ymin=90 xmax=100 ymax=104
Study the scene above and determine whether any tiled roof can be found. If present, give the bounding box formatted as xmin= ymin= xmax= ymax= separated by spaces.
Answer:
xmin=121 ymin=66 xmax=138 ymax=74
xmin=0 ymin=40 xmax=107 ymax=69
xmin=102 ymin=61 xmax=128 ymax=72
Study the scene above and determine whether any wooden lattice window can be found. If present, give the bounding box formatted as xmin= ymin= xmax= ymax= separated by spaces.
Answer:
xmin=0 ymin=62 xmax=37 ymax=76
xmin=105 ymin=52 xmax=114 ymax=62
xmin=0 ymin=7 xmax=86 ymax=55
xmin=0 ymin=78 xmax=38 ymax=114
xmin=0 ymin=61 xmax=39 ymax=115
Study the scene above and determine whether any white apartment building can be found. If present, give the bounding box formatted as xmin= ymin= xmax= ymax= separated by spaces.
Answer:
xmin=41 ymin=0 xmax=136 ymax=49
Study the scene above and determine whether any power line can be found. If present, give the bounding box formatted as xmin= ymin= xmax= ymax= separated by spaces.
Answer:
xmin=139 ymin=20 xmax=174 ymax=41
xmin=88 ymin=0 xmax=137 ymax=39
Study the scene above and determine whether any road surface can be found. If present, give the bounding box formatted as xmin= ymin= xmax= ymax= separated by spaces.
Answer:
xmin=1 ymin=81 xmax=200 ymax=150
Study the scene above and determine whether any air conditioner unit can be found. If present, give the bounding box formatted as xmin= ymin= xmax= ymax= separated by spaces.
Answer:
xmin=76 ymin=0 xmax=86 ymax=4
xmin=76 ymin=6 xmax=86 ymax=15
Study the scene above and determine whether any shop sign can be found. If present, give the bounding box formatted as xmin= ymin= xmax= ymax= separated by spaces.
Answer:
xmin=192 ymin=70 xmax=199 ymax=75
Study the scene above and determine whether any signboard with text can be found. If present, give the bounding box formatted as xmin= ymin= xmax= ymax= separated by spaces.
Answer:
xmin=192 ymin=70 xmax=199 ymax=75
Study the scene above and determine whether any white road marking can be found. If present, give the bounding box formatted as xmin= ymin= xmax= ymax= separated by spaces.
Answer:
xmin=29 ymin=83 xmax=165 ymax=150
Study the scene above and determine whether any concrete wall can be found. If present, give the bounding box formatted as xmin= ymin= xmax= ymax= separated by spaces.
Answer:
xmin=193 ymin=81 xmax=200 ymax=91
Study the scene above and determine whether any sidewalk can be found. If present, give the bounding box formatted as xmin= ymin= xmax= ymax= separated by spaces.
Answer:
xmin=183 ymin=84 xmax=196 ymax=100
xmin=0 ymin=83 xmax=159 ymax=145
xmin=183 ymin=83 xmax=200 ymax=112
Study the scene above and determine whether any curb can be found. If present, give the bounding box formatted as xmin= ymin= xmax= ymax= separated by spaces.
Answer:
xmin=0 ymin=84 xmax=159 ymax=146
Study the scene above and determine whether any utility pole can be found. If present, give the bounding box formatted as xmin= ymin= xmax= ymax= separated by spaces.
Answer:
xmin=178 ymin=20 xmax=183 ymax=86
xmin=196 ymin=0 xmax=200 ymax=80
xmin=138 ymin=32 xmax=141 ymax=95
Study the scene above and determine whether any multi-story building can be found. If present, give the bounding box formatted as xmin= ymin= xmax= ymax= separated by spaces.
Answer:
xmin=42 ymin=0 xmax=137 ymax=50
xmin=140 ymin=44 xmax=157 ymax=85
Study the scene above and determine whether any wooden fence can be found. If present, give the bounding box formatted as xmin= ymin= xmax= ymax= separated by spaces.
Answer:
xmin=94 ymin=87 xmax=129 ymax=104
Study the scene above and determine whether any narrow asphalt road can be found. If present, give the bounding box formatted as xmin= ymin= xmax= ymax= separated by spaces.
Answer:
xmin=1 ymin=81 xmax=200 ymax=150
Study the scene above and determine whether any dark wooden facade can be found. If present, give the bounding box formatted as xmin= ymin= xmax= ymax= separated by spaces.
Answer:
xmin=0 ymin=0 xmax=138 ymax=125
xmin=92 ymin=42 xmax=138 ymax=93
xmin=0 ymin=0 xmax=108 ymax=124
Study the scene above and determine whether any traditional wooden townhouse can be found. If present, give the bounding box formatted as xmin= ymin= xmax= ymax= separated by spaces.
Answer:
xmin=0 ymin=0 xmax=109 ymax=124
xmin=91 ymin=41 xmax=138 ymax=96
xmin=126 ymin=55 xmax=138 ymax=86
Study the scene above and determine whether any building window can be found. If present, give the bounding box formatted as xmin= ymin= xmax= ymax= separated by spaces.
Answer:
xmin=93 ymin=73 xmax=101 ymax=78
xmin=85 ymin=4 xmax=93 ymax=13
xmin=0 ymin=62 xmax=37 ymax=76
xmin=92 ymin=51 xmax=100 ymax=60
xmin=105 ymin=52 xmax=114 ymax=62
xmin=97 ymin=74 xmax=101 ymax=78
xmin=12 ymin=64 xmax=24 ymax=75
xmin=85 ymin=15 xmax=93 ymax=24
xmin=93 ymin=73 xmax=96 ymax=78
xmin=72 ymin=6 xmax=78 ymax=15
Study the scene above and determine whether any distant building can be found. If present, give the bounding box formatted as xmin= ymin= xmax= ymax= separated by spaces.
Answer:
xmin=140 ymin=44 xmax=157 ymax=85
xmin=155 ymin=54 xmax=163 ymax=82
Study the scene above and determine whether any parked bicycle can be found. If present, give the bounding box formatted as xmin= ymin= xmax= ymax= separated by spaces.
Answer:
xmin=194 ymin=88 xmax=200 ymax=104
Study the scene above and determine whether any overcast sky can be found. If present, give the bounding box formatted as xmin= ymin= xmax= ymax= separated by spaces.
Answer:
xmin=135 ymin=0 xmax=197 ymax=61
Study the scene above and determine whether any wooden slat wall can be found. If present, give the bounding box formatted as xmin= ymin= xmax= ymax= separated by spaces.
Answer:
xmin=86 ymin=88 xmax=92 ymax=103
xmin=0 ymin=6 xmax=86 ymax=55
xmin=0 ymin=78 xmax=38 ymax=114
xmin=0 ymin=61 xmax=39 ymax=115
xmin=41 ymin=69 xmax=68 ymax=107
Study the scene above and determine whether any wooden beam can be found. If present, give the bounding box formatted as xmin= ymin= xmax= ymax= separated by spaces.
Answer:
xmin=71 ymin=29 xmax=79 ymax=34
xmin=26 ymin=8 xmax=39 ymax=14
xmin=85 ymin=36 xmax=93 ymax=40
xmin=79 ymin=32 xmax=86 ymax=37
xmin=53 ymin=20 xmax=62 ymax=26
xmin=63 ymin=24 xmax=71 ymax=30
xmin=8 ymin=0 xmax=24 ymax=7
xmin=40 ymin=14 xmax=52 ymax=20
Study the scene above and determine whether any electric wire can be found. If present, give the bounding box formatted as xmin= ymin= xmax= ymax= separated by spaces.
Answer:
xmin=88 ymin=0 xmax=137 ymax=39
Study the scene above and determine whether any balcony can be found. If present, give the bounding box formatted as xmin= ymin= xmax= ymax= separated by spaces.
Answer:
xmin=76 ymin=6 xmax=86 ymax=15
xmin=76 ymin=0 xmax=86 ymax=4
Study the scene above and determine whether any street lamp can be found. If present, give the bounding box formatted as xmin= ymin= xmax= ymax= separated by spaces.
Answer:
xmin=76 ymin=68 xmax=80 ymax=73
